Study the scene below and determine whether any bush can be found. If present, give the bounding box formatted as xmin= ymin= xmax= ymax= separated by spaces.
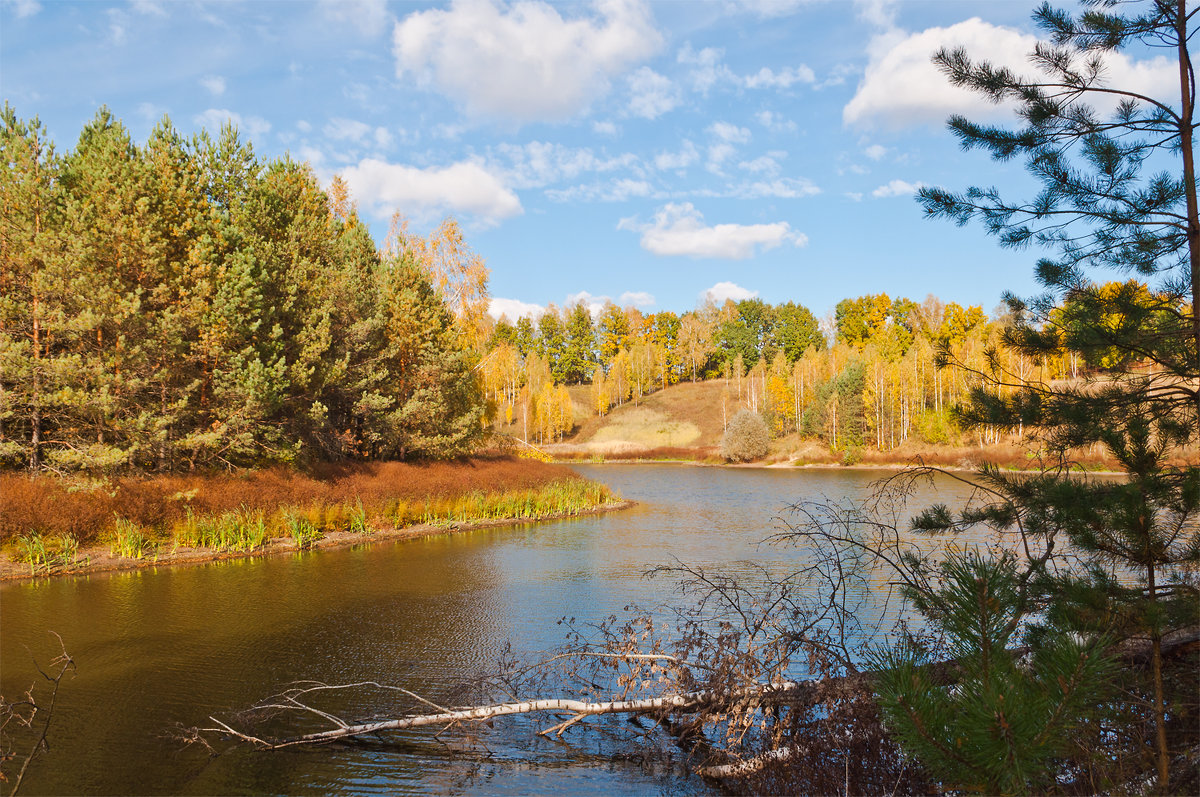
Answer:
xmin=720 ymin=410 xmax=770 ymax=463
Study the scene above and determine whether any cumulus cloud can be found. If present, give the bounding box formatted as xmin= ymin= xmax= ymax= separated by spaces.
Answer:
xmin=620 ymin=290 xmax=655 ymax=307
xmin=619 ymin=202 xmax=805 ymax=260
xmin=701 ymin=281 xmax=758 ymax=304
xmin=743 ymin=65 xmax=815 ymax=89
xmin=863 ymin=143 xmax=887 ymax=160
xmin=844 ymin=18 xmax=1178 ymax=128
xmin=677 ymin=44 xmax=733 ymax=93
xmin=393 ymin=0 xmax=662 ymax=122
xmin=654 ymin=139 xmax=699 ymax=171
xmin=565 ymin=290 xmax=611 ymax=317
xmin=592 ymin=120 xmax=619 ymax=136
xmin=705 ymin=123 xmax=751 ymax=173
xmin=755 ymin=110 xmax=798 ymax=133
xmin=489 ymin=297 xmax=545 ymax=321
xmin=340 ymin=159 xmax=523 ymax=223
xmin=199 ymin=75 xmax=226 ymax=96
xmin=872 ymin=178 xmax=924 ymax=197
xmin=627 ymin=67 xmax=681 ymax=119
xmin=194 ymin=109 xmax=271 ymax=139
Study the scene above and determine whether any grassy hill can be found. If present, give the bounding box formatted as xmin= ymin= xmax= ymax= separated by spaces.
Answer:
xmin=491 ymin=380 xmax=1146 ymax=469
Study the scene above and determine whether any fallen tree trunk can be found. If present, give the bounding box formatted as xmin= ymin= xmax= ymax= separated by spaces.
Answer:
xmin=202 ymin=681 xmax=804 ymax=749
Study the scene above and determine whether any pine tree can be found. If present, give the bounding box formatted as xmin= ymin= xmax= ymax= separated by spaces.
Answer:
xmin=901 ymin=1 xmax=1199 ymax=788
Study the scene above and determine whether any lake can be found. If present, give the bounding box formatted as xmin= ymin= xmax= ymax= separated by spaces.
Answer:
xmin=0 ymin=464 xmax=979 ymax=795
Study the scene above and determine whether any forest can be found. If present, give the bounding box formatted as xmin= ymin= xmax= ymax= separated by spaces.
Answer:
xmin=4 ymin=104 xmax=1161 ymax=473
xmin=1 ymin=104 xmax=486 ymax=473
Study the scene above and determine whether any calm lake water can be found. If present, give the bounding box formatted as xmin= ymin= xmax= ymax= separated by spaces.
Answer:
xmin=1 ymin=465 xmax=979 ymax=795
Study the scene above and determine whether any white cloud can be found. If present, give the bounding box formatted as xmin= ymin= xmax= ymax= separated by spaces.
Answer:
xmin=545 ymin=178 xmax=656 ymax=203
xmin=319 ymin=0 xmax=390 ymax=36
xmin=739 ymin=155 xmax=780 ymax=175
xmin=619 ymin=202 xmax=805 ymax=259
xmin=560 ymin=290 xmax=654 ymax=317
xmin=872 ymin=178 xmax=924 ymax=198
xmin=701 ymin=280 xmax=758 ymax=304
xmin=194 ymin=109 xmax=271 ymax=139
xmin=592 ymin=120 xmax=619 ymax=136
xmin=4 ymin=0 xmax=41 ymax=17
xmin=709 ymin=121 xmax=751 ymax=144
xmin=324 ymin=117 xmax=373 ymax=143
xmin=393 ymin=0 xmax=662 ymax=123
xmin=199 ymin=75 xmax=226 ymax=97
xmin=727 ymin=178 xmax=820 ymax=199
xmin=374 ymin=127 xmax=393 ymax=149
xmin=296 ymin=120 xmax=312 ymax=132
xmin=743 ymin=65 xmax=815 ymax=89
xmin=620 ymin=290 xmax=655 ymax=307
xmin=844 ymin=18 xmax=1177 ymax=128
xmin=706 ymin=122 xmax=751 ymax=173
xmin=627 ymin=67 xmax=680 ymax=119
xmin=654 ymin=140 xmax=699 ymax=172
xmin=755 ymin=110 xmax=797 ymax=133
xmin=845 ymin=191 xmax=864 ymax=202
xmin=340 ymin=158 xmax=523 ymax=223
xmin=489 ymin=297 xmax=545 ymax=320
xmin=677 ymin=43 xmax=733 ymax=94
xmin=491 ymin=141 xmax=636 ymax=189
xmin=863 ymin=143 xmax=887 ymax=160
xmin=566 ymin=291 xmax=610 ymax=317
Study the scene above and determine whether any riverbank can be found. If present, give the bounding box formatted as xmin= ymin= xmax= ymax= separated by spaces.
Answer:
xmin=0 ymin=457 xmax=625 ymax=582
xmin=0 ymin=496 xmax=633 ymax=583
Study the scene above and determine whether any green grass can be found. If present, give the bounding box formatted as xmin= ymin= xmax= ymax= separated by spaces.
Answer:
xmin=285 ymin=510 xmax=323 ymax=550
xmin=174 ymin=507 xmax=268 ymax=552
xmin=15 ymin=532 xmax=83 ymax=574
xmin=109 ymin=517 xmax=154 ymax=560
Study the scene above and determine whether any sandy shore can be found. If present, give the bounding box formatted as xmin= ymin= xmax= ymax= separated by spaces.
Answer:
xmin=0 ymin=499 xmax=634 ymax=583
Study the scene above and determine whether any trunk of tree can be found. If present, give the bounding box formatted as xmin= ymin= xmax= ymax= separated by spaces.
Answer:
xmin=1177 ymin=0 xmax=1200 ymax=437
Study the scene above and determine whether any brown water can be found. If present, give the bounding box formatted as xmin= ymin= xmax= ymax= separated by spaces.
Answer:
xmin=0 ymin=465 xmax=977 ymax=795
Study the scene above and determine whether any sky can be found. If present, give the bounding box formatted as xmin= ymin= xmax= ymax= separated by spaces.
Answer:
xmin=0 ymin=0 xmax=1183 ymax=323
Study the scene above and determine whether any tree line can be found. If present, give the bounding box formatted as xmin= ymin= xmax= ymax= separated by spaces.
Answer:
xmin=478 ymin=289 xmax=1123 ymax=451
xmin=0 ymin=105 xmax=486 ymax=472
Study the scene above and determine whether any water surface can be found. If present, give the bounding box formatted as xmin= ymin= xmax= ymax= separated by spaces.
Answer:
xmin=1 ymin=465 xmax=977 ymax=795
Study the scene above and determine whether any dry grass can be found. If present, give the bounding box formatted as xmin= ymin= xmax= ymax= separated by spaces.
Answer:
xmin=0 ymin=456 xmax=579 ymax=545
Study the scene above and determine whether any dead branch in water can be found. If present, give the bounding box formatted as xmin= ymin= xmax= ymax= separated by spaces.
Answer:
xmin=0 ymin=632 xmax=75 ymax=797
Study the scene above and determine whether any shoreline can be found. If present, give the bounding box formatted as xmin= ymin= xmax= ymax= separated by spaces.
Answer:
xmin=560 ymin=458 xmax=1130 ymax=476
xmin=0 ymin=499 xmax=634 ymax=584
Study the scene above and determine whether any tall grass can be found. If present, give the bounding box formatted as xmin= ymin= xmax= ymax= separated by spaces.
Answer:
xmin=4 ymin=462 xmax=620 ymax=569
xmin=419 ymin=480 xmax=617 ymax=525
xmin=109 ymin=517 xmax=154 ymax=560
xmin=15 ymin=532 xmax=82 ymax=575
xmin=173 ymin=508 xmax=268 ymax=553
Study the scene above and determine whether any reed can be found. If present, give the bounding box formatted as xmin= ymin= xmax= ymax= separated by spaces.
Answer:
xmin=173 ymin=507 xmax=268 ymax=552
xmin=419 ymin=480 xmax=617 ymax=525
xmin=285 ymin=510 xmax=323 ymax=550
xmin=109 ymin=517 xmax=153 ymax=560
xmin=14 ymin=532 xmax=82 ymax=574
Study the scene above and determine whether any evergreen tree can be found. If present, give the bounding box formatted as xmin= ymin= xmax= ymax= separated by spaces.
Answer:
xmin=560 ymin=303 xmax=596 ymax=384
xmin=897 ymin=1 xmax=1200 ymax=789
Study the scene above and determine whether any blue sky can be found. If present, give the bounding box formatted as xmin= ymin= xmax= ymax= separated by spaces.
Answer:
xmin=0 ymin=0 xmax=1181 ymax=322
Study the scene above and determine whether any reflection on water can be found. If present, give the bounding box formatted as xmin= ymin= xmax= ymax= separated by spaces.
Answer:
xmin=1 ymin=465 xmax=978 ymax=795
